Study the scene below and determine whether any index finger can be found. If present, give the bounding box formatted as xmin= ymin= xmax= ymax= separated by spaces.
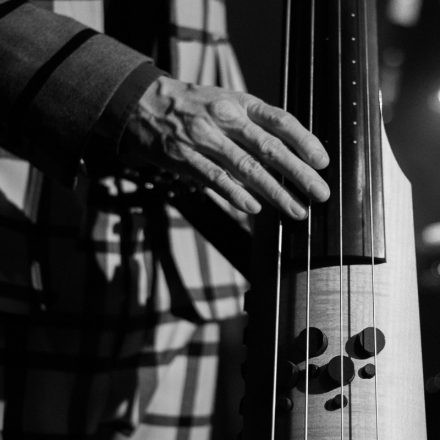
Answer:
xmin=244 ymin=97 xmax=329 ymax=170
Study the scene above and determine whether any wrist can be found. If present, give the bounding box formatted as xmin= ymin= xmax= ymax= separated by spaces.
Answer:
xmin=118 ymin=75 xmax=174 ymax=168
xmin=139 ymin=75 xmax=188 ymax=116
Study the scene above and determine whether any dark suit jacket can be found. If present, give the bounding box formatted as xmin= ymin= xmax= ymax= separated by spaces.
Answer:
xmin=0 ymin=0 xmax=164 ymax=185
xmin=0 ymin=0 xmax=169 ymax=314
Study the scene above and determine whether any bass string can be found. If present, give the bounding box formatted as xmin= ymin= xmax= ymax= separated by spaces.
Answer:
xmin=362 ymin=0 xmax=380 ymax=439
xmin=337 ymin=1 xmax=344 ymax=439
xmin=304 ymin=0 xmax=316 ymax=439
xmin=270 ymin=0 xmax=293 ymax=439
xmin=275 ymin=2 xmax=316 ymax=439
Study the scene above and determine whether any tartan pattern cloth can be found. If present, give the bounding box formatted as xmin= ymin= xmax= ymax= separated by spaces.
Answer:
xmin=0 ymin=0 xmax=248 ymax=438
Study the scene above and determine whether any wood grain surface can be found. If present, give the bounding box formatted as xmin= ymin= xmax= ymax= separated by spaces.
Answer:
xmin=275 ymin=126 xmax=426 ymax=440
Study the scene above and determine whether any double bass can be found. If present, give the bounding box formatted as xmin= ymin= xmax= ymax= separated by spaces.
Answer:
xmin=242 ymin=1 xmax=427 ymax=439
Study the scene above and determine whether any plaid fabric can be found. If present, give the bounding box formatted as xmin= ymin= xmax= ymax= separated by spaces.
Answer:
xmin=0 ymin=0 xmax=248 ymax=438
xmin=0 ymin=189 xmax=221 ymax=438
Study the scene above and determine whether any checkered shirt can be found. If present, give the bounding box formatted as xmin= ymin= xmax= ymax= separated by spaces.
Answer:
xmin=0 ymin=0 xmax=248 ymax=438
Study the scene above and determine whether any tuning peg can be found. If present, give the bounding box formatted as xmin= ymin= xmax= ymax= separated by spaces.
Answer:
xmin=327 ymin=356 xmax=355 ymax=385
xmin=296 ymin=327 xmax=328 ymax=358
xmin=277 ymin=360 xmax=299 ymax=389
xmin=276 ymin=396 xmax=294 ymax=413
xmin=360 ymin=363 xmax=376 ymax=379
xmin=329 ymin=393 xmax=348 ymax=409
xmin=307 ymin=363 xmax=320 ymax=378
xmin=356 ymin=327 xmax=385 ymax=357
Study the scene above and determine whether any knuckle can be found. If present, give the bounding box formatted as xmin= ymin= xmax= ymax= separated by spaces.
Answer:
xmin=206 ymin=167 xmax=229 ymax=186
xmin=259 ymin=137 xmax=282 ymax=159
xmin=289 ymin=162 xmax=308 ymax=182
xmin=269 ymin=184 xmax=288 ymax=205
xmin=236 ymin=154 xmax=262 ymax=179
xmin=209 ymin=98 xmax=241 ymax=123
xmin=297 ymin=167 xmax=309 ymax=183
xmin=270 ymin=109 xmax=291 ymax=128
xmin=214 ymin=139 xmax=227 ymax=156
xmin=240 ymin=122 xmax=254 ymax=138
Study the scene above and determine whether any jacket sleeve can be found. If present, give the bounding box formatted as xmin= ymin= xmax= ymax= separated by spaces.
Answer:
xmin=0 ymin=0 xmax=165 ymax=186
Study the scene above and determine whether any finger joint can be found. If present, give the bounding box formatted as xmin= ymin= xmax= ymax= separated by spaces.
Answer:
xmin=270 ymin=109 xmax=292 ymax=129
xmin=259 ymin=137 xmax=282 ymax=160
xmin=206 ymin=167 xmax=230 ymax=187
xmin=209 ymin=99 xmax=241 ymax=123
xmin=236 ymin=154 xmax=262 ymax=180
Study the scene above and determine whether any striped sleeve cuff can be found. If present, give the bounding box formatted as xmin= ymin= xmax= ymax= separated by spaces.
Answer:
xmin=0 ymin=1 xmax=164 ymax=186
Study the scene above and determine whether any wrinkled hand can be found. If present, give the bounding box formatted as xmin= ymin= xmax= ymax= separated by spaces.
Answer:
xmin=127 ymin=76 xmax=330 ymax=220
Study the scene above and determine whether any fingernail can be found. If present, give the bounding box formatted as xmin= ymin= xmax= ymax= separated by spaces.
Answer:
xmin=290 ymin=203 xmax=307 ymax=220
xmin=245 ymin=198 xmax=262 ymax=214
xmin=309 ymin=180 xmax=330 ymax=202
xmin=312 ymin=152 xmax=330 ymax=169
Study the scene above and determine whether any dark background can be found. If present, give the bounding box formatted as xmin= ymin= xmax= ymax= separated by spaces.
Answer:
xmin=219 ymin=0 xmax=440 ymax=438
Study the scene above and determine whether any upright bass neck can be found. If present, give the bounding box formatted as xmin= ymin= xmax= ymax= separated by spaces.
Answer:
xmin=241 ymin=0 xmax=426 ymax=439
xmin=287 ymin=0 xmax=385 ymax=266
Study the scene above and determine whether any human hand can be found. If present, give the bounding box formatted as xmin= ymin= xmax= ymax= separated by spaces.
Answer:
xmin=124 ymin=76 xmax=330 ymax=220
